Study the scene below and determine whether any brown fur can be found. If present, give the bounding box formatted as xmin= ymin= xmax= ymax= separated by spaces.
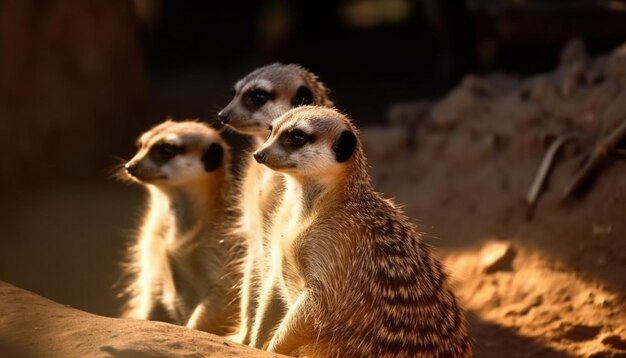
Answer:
xmin=117 ymin=120 xmax=242 ymax=336
xmin=254 ymin=106 xmax=472 ymax=357
xmin=219 ymin=64 xmax=333 ymax=347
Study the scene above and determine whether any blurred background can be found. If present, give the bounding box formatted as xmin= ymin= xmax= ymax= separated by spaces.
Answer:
xmin=1 ymin=1 xmax=626 ymax=355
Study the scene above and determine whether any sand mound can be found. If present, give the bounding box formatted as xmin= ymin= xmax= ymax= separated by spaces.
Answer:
xmin=0 ymin=281 xmax=281 ymax=358
xmin=366 ymin=39 xmax=626 ymax=357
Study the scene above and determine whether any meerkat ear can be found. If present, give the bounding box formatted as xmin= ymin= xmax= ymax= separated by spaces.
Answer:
xmin=293 ymin=86 xmax=314 ymax=106
xmin=202 ymin=143 xmax=224 ymax=172
xmin=332 ymin=130 xmax=357 ymax=163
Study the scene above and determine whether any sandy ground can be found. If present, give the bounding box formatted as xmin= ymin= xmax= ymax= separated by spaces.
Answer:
xmin=0 ymin=281 xmax=282 ymax=357
xmin=1 ymin=40 xmax=626 ymax=357
xmin=365 ymin=39 xmax=626 ymax=357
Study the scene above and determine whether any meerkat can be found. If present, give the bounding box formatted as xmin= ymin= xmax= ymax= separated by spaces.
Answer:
xmin=252 ymin=106 xmax=472 ymax=357
xmin=118 ymin=120 xmax=241 ymax=335
xmin=217 ymin=63 xmax=333 ymax=347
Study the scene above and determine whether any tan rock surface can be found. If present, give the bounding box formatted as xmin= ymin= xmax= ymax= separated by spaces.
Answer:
xmin=0 ymin=281 xmax=282 ymax=358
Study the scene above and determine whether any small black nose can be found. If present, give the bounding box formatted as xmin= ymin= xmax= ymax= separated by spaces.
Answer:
xmin=125 ymin=162 xmax=138 ymax=176
xmin=217 ymin=111 xmax=230 ymax=124
xmin=253 ymin=151 xmax=267 ymax=164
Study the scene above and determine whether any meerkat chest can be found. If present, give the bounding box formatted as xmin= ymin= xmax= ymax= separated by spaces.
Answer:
xmin=270 ymin=178 xmax=321 ymax=300
xmin=257 ymin=167 xmax=279 ymax=210
xmin=240 ymin=163 xmax=266 ymax=236
xmin=272 ymin=189 xmax=305 ymax=250
xmin=278 ymin=235 xmax=306 ymax=304
xmin=273 ymin=206 xmax=311 ymax=302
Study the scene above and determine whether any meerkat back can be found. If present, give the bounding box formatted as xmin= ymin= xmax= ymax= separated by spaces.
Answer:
xmin=117 ymin=120 xmax=241 ymax=335
xmin=253 ymin=106 xmax=472 ymax=357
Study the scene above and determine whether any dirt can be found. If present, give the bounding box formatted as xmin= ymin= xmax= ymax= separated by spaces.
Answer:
xmin=0 ymin=281 xmax=282 ymax=357
xmin=1 ymin=39 xmax=626 ymax=357
xmin=368 ymin=38 xmax=626 ymax=357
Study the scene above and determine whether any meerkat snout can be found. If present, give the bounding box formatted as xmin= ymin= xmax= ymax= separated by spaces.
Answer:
xmin=125 ymin=162 xmax=138 ymax=176
xmin=217 ymin=110 xmax=231 ymax=124
xmin=252 ymin=151 xmax=267 ymax=164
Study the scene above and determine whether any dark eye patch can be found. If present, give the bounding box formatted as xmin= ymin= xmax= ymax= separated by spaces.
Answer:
xmin=282 ymin=129 xmax=311 ymax=148
xmin=246 ymin=88 xmax=271 ymax=108
xmin=150 ymin=142 xmax=183 ymax=163
xmin=292 ymin=86 xmax=313 ymax=106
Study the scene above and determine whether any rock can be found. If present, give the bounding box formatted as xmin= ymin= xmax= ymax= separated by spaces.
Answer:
xmin=480 ymin=241 xmax=517 ymax=273
xmin=0 ymin=281 xmax=281 ymax=358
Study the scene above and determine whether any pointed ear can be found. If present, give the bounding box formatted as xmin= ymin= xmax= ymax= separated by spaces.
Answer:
xmin=292 ymin=86 xmax=313 ymax=106
xmin=332 ymin=130 xmax=357 ymax=163
xmin=202 ymin=143 xmax=224 ymax=172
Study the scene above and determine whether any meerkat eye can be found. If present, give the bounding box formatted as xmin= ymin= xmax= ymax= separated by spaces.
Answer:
xmin=286 ymin=130 xmax=309 ymax=148
xmin=152 ymin=142 xmax=181 ymax=161
xmin=249 ymin=89 xmax=270 ymax=107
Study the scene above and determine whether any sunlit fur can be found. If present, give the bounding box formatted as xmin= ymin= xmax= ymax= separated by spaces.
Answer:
xmin=254 ymin=106 xmax=472 ymax=357
xmin=219 ymin=63 xmax=333 ymax=347
xmin=118 ymin=120 xmax=242 ymax=336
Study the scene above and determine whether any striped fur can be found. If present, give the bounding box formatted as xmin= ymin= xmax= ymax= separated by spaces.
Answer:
xmin=255 ymin=106 xmax=472 ymax=357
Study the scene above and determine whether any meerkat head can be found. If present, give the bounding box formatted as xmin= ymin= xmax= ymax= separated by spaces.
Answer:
xmin=252 ymin=106 xmax=359 ymax=181
xmin=124 ymin=120 xmax=228 ymax=188
xmin=217 ymin=63 xmax=333 ymax=137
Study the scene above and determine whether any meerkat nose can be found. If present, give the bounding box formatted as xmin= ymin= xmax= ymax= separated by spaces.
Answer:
xmin=217 ymin=111 xmax=231 ymax=124
xmin=253 ymin=151 xmax=267 ymax=164
xmin=125 ymin=162 xmax=139 ymax=176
